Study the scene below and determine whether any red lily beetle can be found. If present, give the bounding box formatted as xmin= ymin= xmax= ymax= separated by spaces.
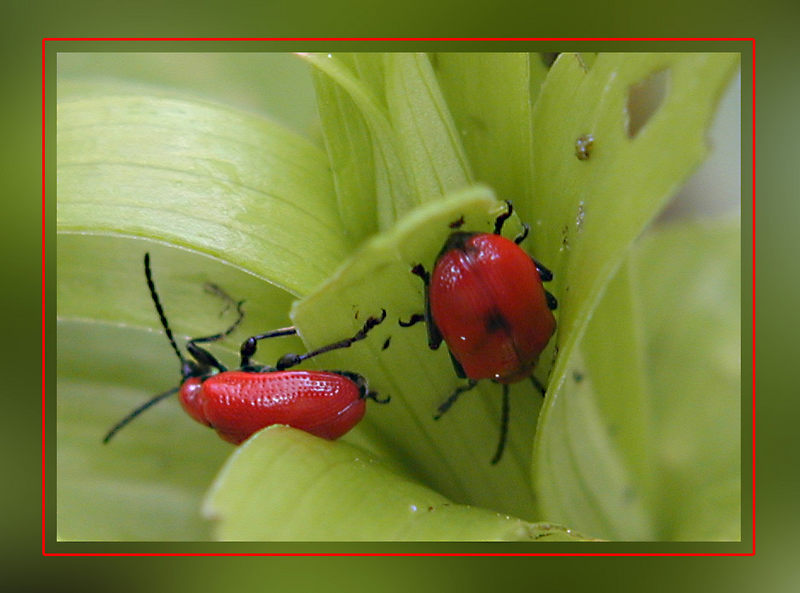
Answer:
xmin=103 ymin=253 xmax=388 ymax=445
xmin=401 ymin=201 xmax=557 ymax=464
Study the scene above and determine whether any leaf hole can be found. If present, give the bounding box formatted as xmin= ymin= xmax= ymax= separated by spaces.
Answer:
xmin=540 ymin=53 xmax=560 ymax=68
xmin=626 ymin=68 xmax=670 ymax=138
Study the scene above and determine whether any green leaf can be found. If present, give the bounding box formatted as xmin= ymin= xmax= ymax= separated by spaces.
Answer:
xmin=288 ymin=54 xmax=739 ymax=532
xmin=433 ymin=52 xmax=537 ymax=205
xmin=533 ymin=219 xmax=741 ymax=540
xmin=291 ymin=186 xmax=544 ymax=522
xmin=635 ymin=221 xmax=741 ymax=540
xmin=523 ymin=53 xmax=739 ymax=541
xmin=56 ymin=238 xmax=309 ymax=541
xmin=57 ymin=320 xmax=233 ymax=540
xmin=299 ymin=52 xmax=416 ymax=228
xmin=205 ymin=426 xmax=591 ymax=541
xmin=529 ymin=53 xmax=739 ymax=348
xmin=310 ymin=65 xmax=378 ymax=240
xmin=56 ymin=85 xmax=349 ymax=540
xmin=57 ymin=53 xmax=318 ymax=135
xmin=303 ymin=52 xmax=474 ymax=227
xmin=58 ymin=91 xmax=348 ymax=296
xmin=307 ymin=53 xmax=397 ymax=240
xmin=384 ymin=53 xmax=473 ymax=199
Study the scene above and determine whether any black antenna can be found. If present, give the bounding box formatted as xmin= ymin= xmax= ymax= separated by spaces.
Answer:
xmin=103 ymin=253 xmax=187 ymax=444
xmin=102 ymin=386 xmax=179 ymax=443
xmin=144 ymin=253 xmax=187 ymax=369
xmin=104 ymin=254 xmax=248 ymax=444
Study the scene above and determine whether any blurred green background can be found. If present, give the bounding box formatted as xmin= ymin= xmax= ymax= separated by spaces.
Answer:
xmin=5 ymin=0 xmax=793 ymax=588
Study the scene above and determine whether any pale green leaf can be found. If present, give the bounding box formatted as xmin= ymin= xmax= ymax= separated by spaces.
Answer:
xmin=533 ymin=219 xmax=740 ymax=540
xmin=299 ymin=52 xmax=416 ymax=228
xmin=384 ymin=53 xmax=473 ymax=199
xmin=57 ymin=91 xmax=348 ymax=295
xmin=56 ymin=84 xmax=350 ymax=540
xmin=57 ymin=53 xmax=318 ymax=135
xmin=434 ymin=52 xmax=536 ymax=205
xmin=56 ymin=239 xmax=307 ymax=541
xmin=529 ymin=53 xmax=739 ymax=349
xmin=57 ymin=320 xmax=233 ymax=540
xmin=292 ymin=186 xmax=545 ymax=521
xmin=310 ymin=67 xmax=378 ymax=240
xmin=205 ymin=427 xmax=591 ymax=541
xmin=307 ymin=52 xmax=392 ymax=240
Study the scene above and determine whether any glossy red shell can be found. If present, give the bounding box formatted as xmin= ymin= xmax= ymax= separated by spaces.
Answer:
xmin=179 ymin=370 xmax=366 ymax=444
xmin=429 ymin=233 xmax=556 ymax=383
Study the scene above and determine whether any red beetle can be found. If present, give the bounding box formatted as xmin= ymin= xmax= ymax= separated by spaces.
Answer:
xmin=401 ymin=201 xmax=557 ymax=463
xmin=103 ymin=253 xmax=388 ymax=445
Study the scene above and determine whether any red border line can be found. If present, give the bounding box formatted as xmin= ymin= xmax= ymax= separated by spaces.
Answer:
xmin=43 ymin=37 xmax=755 ymax=557
xmin=41 ymin=36 xmax=47 ymax=556
xmin=43 ymin=36 xmax=753 ymax=41
xmin=37 ymin=552 xmax=751 ymax=557
xmin=751 ymin=37 xmax=756 ymax=555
